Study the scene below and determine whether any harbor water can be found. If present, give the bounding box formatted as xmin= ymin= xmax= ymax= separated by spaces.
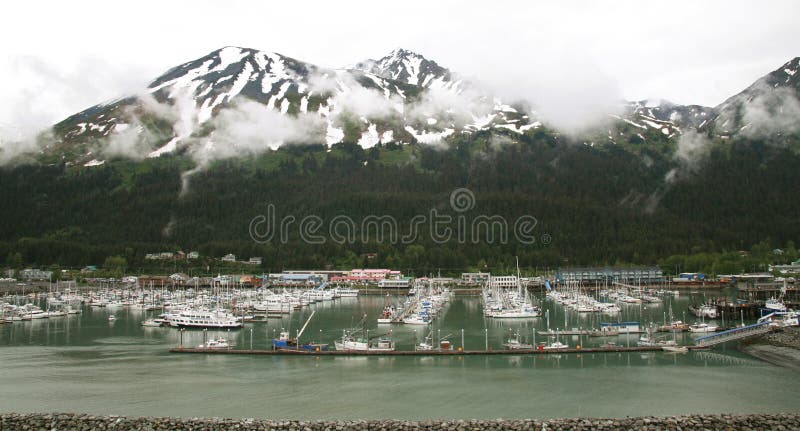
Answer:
xmin=1 ymin=293 xmax=798 ymax=419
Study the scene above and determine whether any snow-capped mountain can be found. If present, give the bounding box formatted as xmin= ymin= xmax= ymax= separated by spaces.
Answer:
xmin=351 ymin=48 xmax=464 ymax=92
xmin=49 ymin=46 xmax=533 ymax=166
xmin=43 ymin=48 xmax=800 ymax=167
xmin=713 ymin=57 xmax=800 ymax=136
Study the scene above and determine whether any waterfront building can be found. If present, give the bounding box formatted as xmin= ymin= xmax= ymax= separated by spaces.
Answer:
xmin=378 ymin=278 xmax=412 ymax=288
xmin=20 ymin=268 xmax=53 ymax=280
xmin=489 ymin=276 xmax=518 ymax=288
xmin=555 ymin=267 xmax=663 ymax=284
xmin=770 ymin=260 xmax=800 ymax=274
xmin=461 ymin=272 xmax=491 ymax=284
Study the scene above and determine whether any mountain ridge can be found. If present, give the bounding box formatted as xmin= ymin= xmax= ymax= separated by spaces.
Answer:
xmin=31 ymin=48 xmax=800 ymax=168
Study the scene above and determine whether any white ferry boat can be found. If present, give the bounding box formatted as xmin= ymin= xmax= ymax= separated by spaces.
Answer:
xmin=168 ymin=309 xmax=243 ymax=329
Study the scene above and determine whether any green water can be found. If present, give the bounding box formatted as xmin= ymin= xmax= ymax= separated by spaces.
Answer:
xmin=1 ymin=294 xmax=798 ymax=419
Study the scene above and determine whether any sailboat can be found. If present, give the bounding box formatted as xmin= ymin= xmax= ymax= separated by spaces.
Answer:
xmin=485 ymin=257 xmax=541 ymax=318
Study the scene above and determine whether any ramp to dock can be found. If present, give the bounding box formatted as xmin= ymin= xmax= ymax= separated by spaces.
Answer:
xmin=694 ymin=322 xmax=772 ymax=347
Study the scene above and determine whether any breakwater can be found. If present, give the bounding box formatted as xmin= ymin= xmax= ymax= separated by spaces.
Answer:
xmin=2 ymin=413 xmax=799 ymax=430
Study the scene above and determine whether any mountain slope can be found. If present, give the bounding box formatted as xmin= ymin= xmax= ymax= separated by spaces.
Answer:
xmin=46 ymin=47 xmax=537 ymax=166
xmin=713 ymin=57 xmax=800 ymax=136
xmin=351 ymin=48 xmax=464 ymax=92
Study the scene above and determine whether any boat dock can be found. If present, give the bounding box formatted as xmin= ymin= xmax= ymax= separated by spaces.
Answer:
xmin=169 ymin=345 xmax=688 ymax=356
xmin=694 ymin=322 xmax=775 ymax=347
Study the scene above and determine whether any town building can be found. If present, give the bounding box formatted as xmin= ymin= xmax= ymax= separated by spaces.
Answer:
xmin=461 ymin=272 xmax=491 ymax=284
xmin=20 ymin=268 xmax=53 ymax=280
xmin=555 ymin=267 xmax=663 ymax=284
xmin=221 ymin=254 xmax=236 ymax=262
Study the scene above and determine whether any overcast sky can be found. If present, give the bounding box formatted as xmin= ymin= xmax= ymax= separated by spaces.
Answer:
xmin=1 ymin=0 xmax=797 ymax=137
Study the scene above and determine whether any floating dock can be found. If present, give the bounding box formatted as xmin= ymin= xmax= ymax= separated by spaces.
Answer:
xmin=169 ymin=345 xmax=689 ymax=356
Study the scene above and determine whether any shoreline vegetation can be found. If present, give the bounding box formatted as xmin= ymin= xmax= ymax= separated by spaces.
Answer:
xmin=2 ymin=412 xmax=798 ymax=430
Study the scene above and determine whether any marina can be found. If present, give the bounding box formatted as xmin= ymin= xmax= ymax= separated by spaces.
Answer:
xmin=1 ymin=277 xmax=799 ymax=419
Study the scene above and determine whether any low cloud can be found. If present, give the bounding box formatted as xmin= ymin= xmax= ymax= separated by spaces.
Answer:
xmin=406 ymin=86 xmax=494 ymax=129
xmin=673 ymin=130 xmax=713 ymax=172
xmin=200 ymin=100 xmax=326 ymax=161
xmin=740 ymin=86 xmax=800 ymax=138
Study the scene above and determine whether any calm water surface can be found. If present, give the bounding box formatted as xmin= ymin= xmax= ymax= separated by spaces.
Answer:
xmin=0 ymin=293 xmax=797 ymax=419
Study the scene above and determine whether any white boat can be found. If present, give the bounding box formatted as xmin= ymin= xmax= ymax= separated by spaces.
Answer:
xmin=140 ymin=318 xmax=164 ymax=327
xmin=167 ymin=309 xmax=243 ymax=329
xmin=765 ymin=298 xmax=788 ymax=312
xmin=487 ymin=305 xmax=541 ymax=318
xmin=758 ymin=311 xmax=799 ymax=327
xmin=416 ymin=341 xmax=434 ymax=350
xmin=198 ymin=337 xmax=230 ymax=349
xmin=689 ymin=304 xmax=718 ymax=319
xmin=689 ymin=322 xmax=718 ymax=333
xmin=376 ymin=305 xmax=396 ymax=324
xmin=661 ymin=345 xmax=688 ymax=354
xmin=503 ymin=335 xmax=534 ymax=350
xmin=542 ymin=341 xmax=569 ymax=350
xmin=45 ymin=310 xmax=67 ymax=317
xmin=334 ymin=336 xmax=395 ymax=352
xmin=335 ymin=288 xmax=359 ymax=297
xmin=108 ymin=315 xmax=116 ymax=322
xmin=402 ymin=313 xmax=431 ymax=325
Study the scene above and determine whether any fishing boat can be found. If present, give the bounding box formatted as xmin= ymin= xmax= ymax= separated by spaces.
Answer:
xmin=377 ymin=305 xmax=396 ymax=324
xmin=272 ymin=311 xmax=329 ymax=351
xmin=689 ymin=303 xmax=718 ymax=319
xmin=334 ymin=334 xmax=395 ymax=352
xmin=334 ymin=315 xmax=395 ymax=352
xmin=657 ymin=320 xmax=690 ymax=332
xmin=764 ymin=297 xmax=788 ymax=312
xmin=416 ymin=342 xmax=433 ymax=350
xmin=542 ymin=341 xmax=569 ymax=350
xmin=503 ymin=332 xmax=534 ymax=350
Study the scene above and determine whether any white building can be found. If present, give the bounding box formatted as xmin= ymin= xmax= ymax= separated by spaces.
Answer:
xmin=378 ymin=278 xmax=411 ymax=288
xmin=21 ymin=268 xmax=53 ymax=280
xmin=221 ymin=254 xmax=236 ymax=262
xmin=461 ymin=272 xmax=490 ymax=284
xmin=489 ymin=275 xmax=518 ymax=288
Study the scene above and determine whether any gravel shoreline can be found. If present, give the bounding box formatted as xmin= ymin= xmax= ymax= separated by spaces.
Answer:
xmin=2 ymin=413 xmax=800 ymax=430
xmin=740 ymin=326 xmax=800 ymax=370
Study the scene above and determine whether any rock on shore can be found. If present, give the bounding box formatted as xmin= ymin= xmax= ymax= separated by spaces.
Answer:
xmin=2 ymin=412 xmax=800 ymax=430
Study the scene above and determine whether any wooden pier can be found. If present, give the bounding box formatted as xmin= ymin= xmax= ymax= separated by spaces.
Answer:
xmin=169 ymin=345 xmax=682 ymax=356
